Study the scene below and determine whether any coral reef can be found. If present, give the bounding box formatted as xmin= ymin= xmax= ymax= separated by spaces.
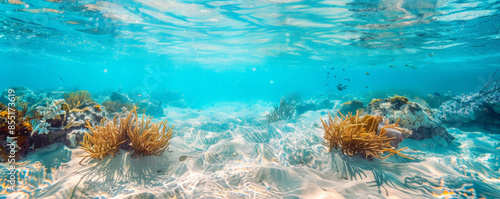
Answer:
xmin=0 ymin=87 xmax=62 ymax=113
xmin=64 ymin=90 xmax=93 ymax=109
xmin=321 ymin=111 xmax=412 ymax=159
xmin=367 ymin=96 xmax=454 ymax=143
xmin=436 ymin=70 xmax=500 ymax=132
xmin=31 ymin=99 xmax=105 ymax=149
xmin=101 ymin=100 xmax=135 ymax=114
xmin=0 ymin=103 xmax=34 ymax=161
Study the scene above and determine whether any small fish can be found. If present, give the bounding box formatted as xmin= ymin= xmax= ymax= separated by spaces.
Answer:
xmin=334 ymin=75 xmax=336 ymax=78
xmin=428 ymin=53 xmax=433 ymax=57
xmin=405 ymin=64 xmax=417 ymax=69
xmin=433 ymin=92 xmax=441 ymax=96
xmin=366 ymin=72 xmax=370 ymax=75
xmin=342 ymin=68 xmax=345 ymax=71
xmin=331 ymin=68 xmax=334 ymax=70
xmin=336 ymin=85 xmax=343 ymax=91
xmin=365 ymin=86 xmax=368 ymax=88
xmin=348 ymin=79 xmax=350 ymax=81
xmin=137 ymin=94 xmax=142 ymax=97
xmin=389 ymin=65 xmax=396 ymax=68
xmin=327 ymin=72 xmax=329 ymax=74
xmin=59 ymin=77 xmax=68 ymax=89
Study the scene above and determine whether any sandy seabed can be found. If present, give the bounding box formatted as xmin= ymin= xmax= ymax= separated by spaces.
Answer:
xmin=2 ymin=101 xmax=500 ymax=199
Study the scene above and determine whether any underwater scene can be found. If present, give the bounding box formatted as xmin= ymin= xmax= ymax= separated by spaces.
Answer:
xmin=1 ymin=0 xmax=500 ymax=198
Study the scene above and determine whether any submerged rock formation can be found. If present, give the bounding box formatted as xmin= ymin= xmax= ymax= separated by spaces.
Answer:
xmin=435 ymin=70 xmax=500 ymax=132
xmin=367 ymin=96 xmax=455 ymax=143
xmin=338 ymin=100 xmax=364 ymax=115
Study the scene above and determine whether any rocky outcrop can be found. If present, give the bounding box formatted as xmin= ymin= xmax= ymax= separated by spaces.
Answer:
xmin=367 ymin=96 xmax=454 ymax=143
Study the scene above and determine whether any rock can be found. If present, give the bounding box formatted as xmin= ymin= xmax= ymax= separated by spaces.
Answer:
xmin=150 ymin=90 xmax=182 ymax=103
xmin=338 ymin=100 xmax=364 ymax=115
xmin=368 ymin=96 xmax=454 ymax=143
xmin=379 ymin=124 xmax=405 ymax=148
xmin=110 ymin=92 xmax=134 ymax=104
xmin=32 ymin=127 xmax=66 ymax=149
xmin=317 ymin=99 xmax=335 ymax=110
xmin=138 ymin=99 xmax=164 ymax=117
xmin=167 ymin=99 xmax=187 ymax=108
xmin=296 ymin=102 xmax=317 ymax=115
xmin=65 ymin=129 xmax=87 ymax=148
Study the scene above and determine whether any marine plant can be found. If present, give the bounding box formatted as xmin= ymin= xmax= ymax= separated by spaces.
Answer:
xmin=127 ymin=111 xmax=174 ymax=158
xmin=64 ymin=90 xmax=93 ymax=109
xmin=266 ymin=93 xmax=301 ymax=123
xmin=80 ymin=106 xmax=174 ymax=163
xmin=0 ymin=104 xmax=34 ymax=161
xmin=320 ymin=111 xmax=413 ymax=160
xmin=79 ymin=107 xmax=135 ymax=164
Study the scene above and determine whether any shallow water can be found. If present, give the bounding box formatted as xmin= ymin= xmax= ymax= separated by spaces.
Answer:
xmin=1 ymin=0 xmax=500 ymax=198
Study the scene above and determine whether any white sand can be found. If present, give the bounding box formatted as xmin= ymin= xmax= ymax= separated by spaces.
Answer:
xmin=2 ymin=101 xmax=499 ymax=198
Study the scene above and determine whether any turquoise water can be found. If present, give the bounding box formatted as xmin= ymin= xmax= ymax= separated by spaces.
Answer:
xmin=1 ymin=0 xmax=500 ymax=198
xmin=1 ymin=0 xmax=499 ymax=105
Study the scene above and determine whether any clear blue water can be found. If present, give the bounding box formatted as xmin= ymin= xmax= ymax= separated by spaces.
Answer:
xmin=1 ymin=0 xmax=499 ymax=106
xmin=1 ymin=0 xmax=500 ymax=198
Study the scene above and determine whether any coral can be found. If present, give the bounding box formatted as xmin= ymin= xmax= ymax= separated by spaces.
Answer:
xmin=66 ymin=129 xmax=87 ymax=148
xmin=321 ymin=111 xmax=412 ymax=160
xmin=0 ymin=103 xmax=34 ymax=161
xmin=31 ymin=99 xmax=105 ymax=149
xmin=101 ymin=100 xmax=134 ymax=114
xmin=79 ymin=107 xmax=135 ymax=164
xmin=80 ymin=106 xmax=175 ymax=163
xmin=33 ymin=99 xmax=66 ymax=135
xmin=0 ymin=87 xmax=46 ymax=112
xmin=127 ymin=110 xmax=174 ymax=157
xmin=64 ymin=90 xmax=93 ymax=109
xmin=435 ymin=70 xmax=500 ymax=131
